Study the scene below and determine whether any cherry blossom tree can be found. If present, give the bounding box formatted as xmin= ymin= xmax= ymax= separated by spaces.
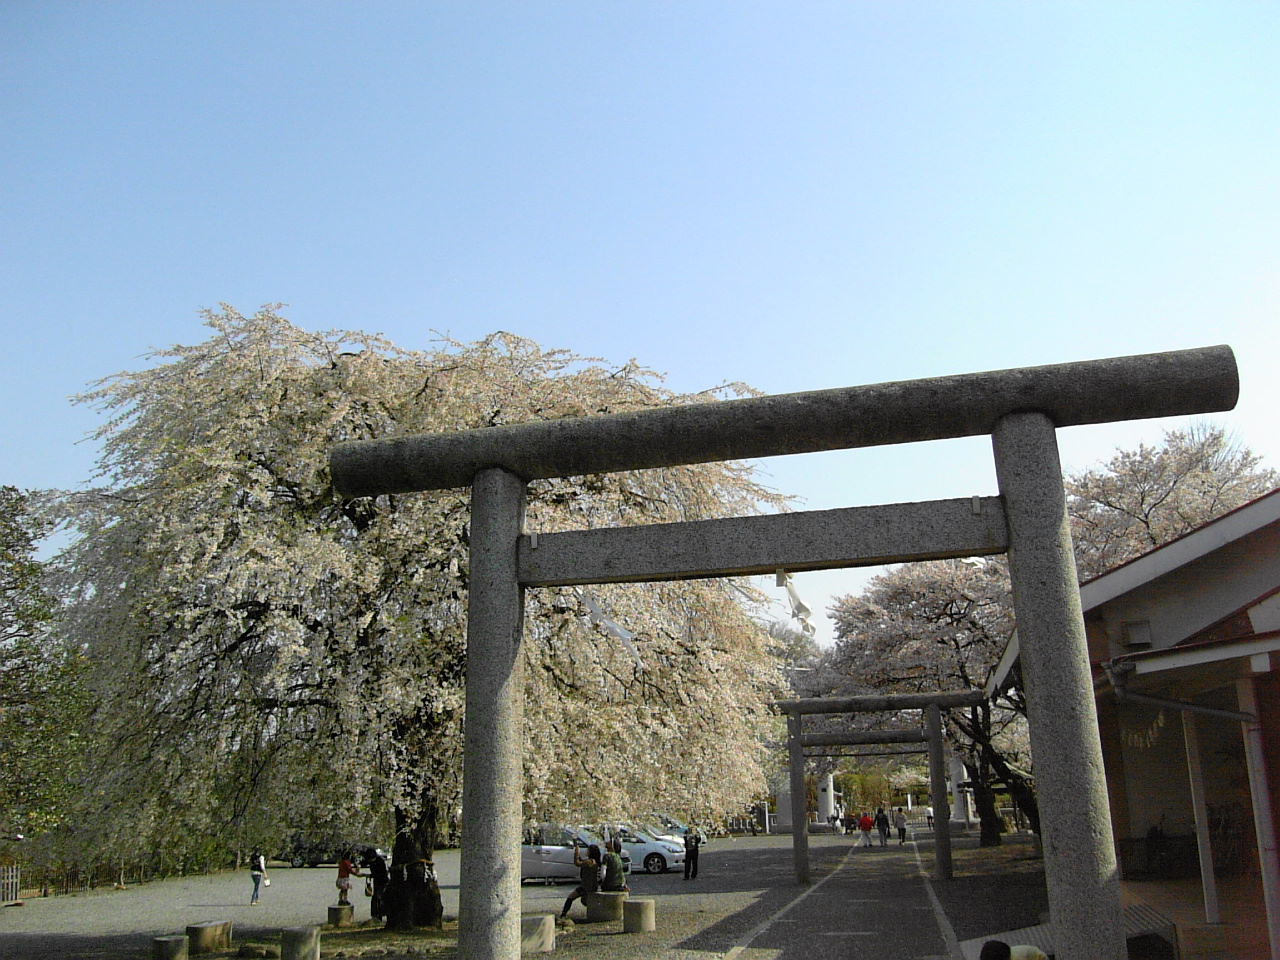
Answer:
xmin=49 ymin=306 xmax=786 ymax=893
xmin=1067 ymin=423 xmax=1277 ymax=580
xmin=826 ymin=559 xmax=1028 ymax=843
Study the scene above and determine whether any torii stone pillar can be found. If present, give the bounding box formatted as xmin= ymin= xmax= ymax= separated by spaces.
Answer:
xmin=457 ymin=468 xmax=527 ymax=960
xmin=993 ymin=413 xmax=1124 ymax=960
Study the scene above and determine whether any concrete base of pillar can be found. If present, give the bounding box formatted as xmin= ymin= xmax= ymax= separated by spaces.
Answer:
xmin=623 ymin=898 xmax=656 ymax=933
xmin=520 ymin=913 xmax=555 ymax=953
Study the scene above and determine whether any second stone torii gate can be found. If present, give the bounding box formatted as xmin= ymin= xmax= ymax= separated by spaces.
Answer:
xmin=777 ymin=689 xmax=985 ymax=883
xmin=329 ymin=345 xmax=1237 ymax=960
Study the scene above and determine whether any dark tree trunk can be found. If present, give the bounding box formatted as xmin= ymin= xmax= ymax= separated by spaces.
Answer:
xmin=384 ymin=796 xmax=444 ymax=931
xmin=950 ymin=702 xmax=1041 ymax=836
xmin=965 ymin=756 xmax=1003 ymax=847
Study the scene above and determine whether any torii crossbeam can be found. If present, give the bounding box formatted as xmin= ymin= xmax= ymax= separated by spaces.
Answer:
xmin=776 ymin=689 xmax=985 ymax=882
xmin=330 ymin=345 xmax=1237 ymax=960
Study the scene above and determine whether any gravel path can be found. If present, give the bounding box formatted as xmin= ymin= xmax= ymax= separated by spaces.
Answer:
xmin=0 ymin=833 xmax=1048 ymax=960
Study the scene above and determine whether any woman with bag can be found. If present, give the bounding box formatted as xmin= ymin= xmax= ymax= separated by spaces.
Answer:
xmin=249 ymin=850 xmax=268 ymax=905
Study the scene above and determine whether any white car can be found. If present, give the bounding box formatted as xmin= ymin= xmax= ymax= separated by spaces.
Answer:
xmin=611 ymin=824 xmax=685 ymax=874
xmin=520 ymin=824 xmax=631 ymax=882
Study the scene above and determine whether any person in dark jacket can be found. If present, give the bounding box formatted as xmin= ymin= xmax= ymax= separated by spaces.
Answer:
xmin=874 ymin=808 xmax=891 ymax=846
xmin=683 ymin=828 xmax=702 ymax=880
xmin=360 ymin=847 xmax=390 ymax=920
xmin=560 ymin=843 xmax=600 ymax=918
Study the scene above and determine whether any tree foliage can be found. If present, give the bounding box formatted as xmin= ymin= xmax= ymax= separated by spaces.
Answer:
xmin=49 ymin=306 xmax=786 ymax=866
xmin=1067 ymin=423 xmax=1278 ymax=580
xmin=0 ymin=486 xmax=88 ymax=838
xmin=826 ymin=424 xmax=1275 ymax=842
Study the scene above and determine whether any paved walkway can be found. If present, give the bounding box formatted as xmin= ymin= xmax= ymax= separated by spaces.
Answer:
xmin=0 ymin=833 xmax=1049 ymax=959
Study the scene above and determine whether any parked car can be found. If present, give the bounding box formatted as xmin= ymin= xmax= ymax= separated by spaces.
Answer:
xmin=520 ymin=824 xmax=630 ymax=882
xmin=643 ymin=813 xmax=707 ymax=847
xmin=608 ymin=824 xmax=685 ymax=874
xmin=280 ymin=836 xmax=387 ymax=868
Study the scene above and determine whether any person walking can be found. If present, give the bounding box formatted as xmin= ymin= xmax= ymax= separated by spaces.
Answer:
xmin=336 ymin=851 xmax=362 ymax=907
xmin=893 ymin=807 xmax=908 ymax=845
xmin=858 ymin=812 xmax=874 ymax=847
xmin=683 ymin=827 xmax=702 ymax=879
xmin=874 ymin=808 xmax=890 ymax=846
xmin=560 ymin=842 xmax=601 ymax=918
xmin=248 ymin=850 xmax=267 ymax=905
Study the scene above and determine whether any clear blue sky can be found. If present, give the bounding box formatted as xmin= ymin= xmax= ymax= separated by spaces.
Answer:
xmin=2 ymin=2 xmax=1276 ymax=642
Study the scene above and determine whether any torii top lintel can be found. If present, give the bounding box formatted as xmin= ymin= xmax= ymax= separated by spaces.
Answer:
xmin=330 ymin=345 xmax=1238 ymax=497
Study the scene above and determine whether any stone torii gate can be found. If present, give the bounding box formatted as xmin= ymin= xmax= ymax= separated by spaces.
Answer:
xmin=776 ymin=689 xmax=986 ymax=884
xmin=330 ymin=345 xmax=1237 ymax=960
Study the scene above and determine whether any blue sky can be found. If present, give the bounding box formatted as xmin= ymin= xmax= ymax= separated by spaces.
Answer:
xmin=2 ymin=2 xmax=1276 ymax=642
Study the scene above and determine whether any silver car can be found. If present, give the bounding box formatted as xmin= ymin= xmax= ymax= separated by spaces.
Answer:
xmin=611 ymin=824 xmax=685 ymax=874
xmin=520 ymin=824 xmax=630 ymax=882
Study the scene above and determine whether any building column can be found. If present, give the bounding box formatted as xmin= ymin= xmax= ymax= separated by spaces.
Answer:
xmin=1181 ymin=710 xmax=1221 ymax=923
xmin=993 ymin=412 xmax=1125 ymax=960
xmin=1237 ymin=676 xmax=1280 ymax=959
xmin=458 ymin=468 xmax=527 ymax=960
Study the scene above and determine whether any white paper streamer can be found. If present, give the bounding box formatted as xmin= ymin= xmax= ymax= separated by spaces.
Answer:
xmin=579 ymin=589 xmax=646 ymax=670
xmin=779 ymin=572 xmax=816 ymax=636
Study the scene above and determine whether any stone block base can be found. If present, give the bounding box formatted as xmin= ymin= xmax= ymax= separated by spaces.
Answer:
xmin=327 ymin=903 xmax=354 ymax=927
xmin=520 ymin=913 xmax=556 ymax=953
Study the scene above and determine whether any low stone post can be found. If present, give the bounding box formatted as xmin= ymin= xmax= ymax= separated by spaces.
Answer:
xmin=151 ymin=935 xmax=188 ymax=960
xmin=326 ymin=903 xmax=353 ymax=927
xmin=519 ymin=914 xmax=555 ymax=953
xmin=281 ymin=925 xmax=321 ymax=960
xmin=623 ymin=898 xmax=656 ymax=933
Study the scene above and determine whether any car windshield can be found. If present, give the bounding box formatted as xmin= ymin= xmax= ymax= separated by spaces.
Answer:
xmin=642 ymin=822 xmax=678 ymax=838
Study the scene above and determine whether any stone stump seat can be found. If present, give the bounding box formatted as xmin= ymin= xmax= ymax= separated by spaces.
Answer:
xmin=623 ymin=897 xmax=656 ymax=933
xmin=151 ymin=935 xmax=188 ymax=960
xmin=185 ymin=921 xmax=232 ymax=955
xmin=584 ymin=890 xmax=627 ymax=922
xmin=327 ymin=903 xmax=354 ymax=927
